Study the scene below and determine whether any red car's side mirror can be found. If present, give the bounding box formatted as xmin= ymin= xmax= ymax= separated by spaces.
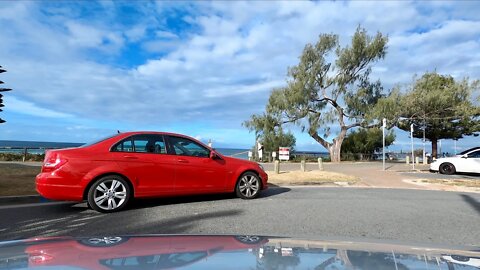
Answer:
xmin=210 ymin=151 xmax=220 ymax=159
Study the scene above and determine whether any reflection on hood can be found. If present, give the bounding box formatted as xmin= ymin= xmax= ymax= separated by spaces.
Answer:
xmin=0 ymin=235 xmax=479 ymax=269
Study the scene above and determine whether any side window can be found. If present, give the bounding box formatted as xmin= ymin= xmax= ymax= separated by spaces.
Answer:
xmin=168 ymin=136 xmax=210 ymax=157
xmin=112 ymin=138 xmax=133 ymax=152
xmin=132 ymin=134 xmax=166 ymax=154
xmin=112 ymin=135 xmax=166 ymax=154
xmin=467 ymin=151 xmax=480 ymax=158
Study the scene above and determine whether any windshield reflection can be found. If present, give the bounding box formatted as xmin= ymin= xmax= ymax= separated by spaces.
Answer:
xmin=0 ymin=235 xmax=478 ymax=270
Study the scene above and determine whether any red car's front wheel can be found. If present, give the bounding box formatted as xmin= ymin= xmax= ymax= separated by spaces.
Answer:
xmin=236 ymin=172 xmax=261 ymax=199
xmin=87 ymin=175 xmax=131 ymax=213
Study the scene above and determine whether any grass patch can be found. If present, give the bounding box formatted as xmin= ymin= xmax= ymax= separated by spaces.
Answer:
xmin=267 ymin=170 xmax=358 ymax=185
xmin=0 ymin=163 xmax=40 ymax=196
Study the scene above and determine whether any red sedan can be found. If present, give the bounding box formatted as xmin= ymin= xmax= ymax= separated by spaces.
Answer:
xmin=36 ymin=131 xmax=268 ymax=212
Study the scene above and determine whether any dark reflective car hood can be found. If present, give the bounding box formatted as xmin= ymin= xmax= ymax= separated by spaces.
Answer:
xmin=0 ymin=235 xmax=479 ymax=270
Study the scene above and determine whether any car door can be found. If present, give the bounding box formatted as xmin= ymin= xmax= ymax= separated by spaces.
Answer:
xmin=166 ymin=135 xmax=227 ymax=194
xmin=110 ymin=134 xmax=176 ymax=196
xmin=461 ymin=150 xmax=480 ymax=173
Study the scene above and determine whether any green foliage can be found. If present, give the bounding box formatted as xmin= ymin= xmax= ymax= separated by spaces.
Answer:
xmin=375 ymin=72 xmax=480 ymax=157
xmin=243 ymin=115 xmax=296 ymax=153
xmin=0 ymin=153 xmax=45 ymax=162
xmin=341 ymin=127 xmax=395 ymax=154
xmin=0 ymin=65 xmax=13 ymax=124
xmin=244 ymin=26 xmax=389 ymax=162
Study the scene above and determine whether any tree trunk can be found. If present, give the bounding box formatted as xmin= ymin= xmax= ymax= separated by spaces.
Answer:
xmin=309 ymin=128 xmax=346 ymax=163
xmin=431 ymin=138 xmax=437 ymax=159
xmin=328 ymin=143 xmax=342 ymax=162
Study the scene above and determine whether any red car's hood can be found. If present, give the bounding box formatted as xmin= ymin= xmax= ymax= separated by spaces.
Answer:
xmin=0 ymin=235 xmax=479 ymax=270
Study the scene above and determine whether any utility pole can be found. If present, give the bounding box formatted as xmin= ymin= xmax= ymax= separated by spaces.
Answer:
xmin=382 ymin=118 xmax=386 ymax=171
xmin=411 ymin=124 xmax=415 ymax=170
xmin=422 ymin=118 xmax=426 ymax=164
xmin=439 ymin=139 xmax=442 ymax=157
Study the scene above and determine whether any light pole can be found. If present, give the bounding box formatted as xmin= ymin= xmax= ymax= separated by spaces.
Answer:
xmin=411 ymin=124 xmax=415 ymax=170
xmin=422 ymin=119 xmax=426 ymax=164
xmin=382 ymin=118 xmax=386 ymax=171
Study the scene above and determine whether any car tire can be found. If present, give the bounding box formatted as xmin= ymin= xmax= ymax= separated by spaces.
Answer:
xmin=87 ymin=175 xmax=131 ymax=213
xmin=439 ymin=162 xmax=456 ymax=175
xmin=236 ymin=172 xmax=261 ymax=200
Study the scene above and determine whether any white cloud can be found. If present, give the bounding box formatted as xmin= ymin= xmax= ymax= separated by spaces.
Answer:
xmin=5 ymin=96 xmax=73 ymax=118
xmin=155 ymin=30 xmax=178 ymax=39
xmin=1 ymin=1 xmax=480 ymax=146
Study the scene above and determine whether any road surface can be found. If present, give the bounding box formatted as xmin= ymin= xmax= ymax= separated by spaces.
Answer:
xmin=0 ymin=187 xmax=479 ymax=247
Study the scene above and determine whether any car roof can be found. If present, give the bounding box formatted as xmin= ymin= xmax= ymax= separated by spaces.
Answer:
xmin=119 ymin=131 xmax=190 ymax=138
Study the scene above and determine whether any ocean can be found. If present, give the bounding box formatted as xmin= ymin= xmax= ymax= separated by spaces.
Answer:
xmin=0 ymin=140 xmax=328 ymax=160
xmin=0 ymin=140 xmax=252 ymax=159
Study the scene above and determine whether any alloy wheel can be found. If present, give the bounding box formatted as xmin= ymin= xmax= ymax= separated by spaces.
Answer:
xmin=238 ymin=174 xmax=260 ymax=198
xmin=93 ymin=179 xmax=127 ymax=211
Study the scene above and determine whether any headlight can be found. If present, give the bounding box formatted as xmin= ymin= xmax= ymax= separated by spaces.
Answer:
xmin=258 ymin=163 xmax=265 ymax=171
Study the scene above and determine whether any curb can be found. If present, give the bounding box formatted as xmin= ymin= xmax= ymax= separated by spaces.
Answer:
xmin=0 ymin=195 xmax=50 ymax=206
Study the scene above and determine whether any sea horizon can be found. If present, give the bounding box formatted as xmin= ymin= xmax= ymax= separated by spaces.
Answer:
xmin=0 ymin=140 xmax=329 ymax=160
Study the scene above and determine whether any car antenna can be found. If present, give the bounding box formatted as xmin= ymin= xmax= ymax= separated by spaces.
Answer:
xmin=117 ymin=130 xmax=121 ymax=134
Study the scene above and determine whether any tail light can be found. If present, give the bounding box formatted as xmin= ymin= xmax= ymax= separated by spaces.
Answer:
xmin=42 ymin=151 xmax=68 ymax=173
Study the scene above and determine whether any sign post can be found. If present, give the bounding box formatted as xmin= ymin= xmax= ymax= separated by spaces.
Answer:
xmin=382 ymin=118 xmax=386 ymax=171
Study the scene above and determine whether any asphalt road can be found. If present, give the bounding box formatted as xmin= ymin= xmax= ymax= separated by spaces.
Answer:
xmin=0 ymin=187 xmax=479 ymax=247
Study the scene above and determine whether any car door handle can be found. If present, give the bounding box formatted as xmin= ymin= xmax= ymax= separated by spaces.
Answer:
xmin=177 ymin=159 xmax=189 ymax=163
xmin=123 ymin=155 xmax=138 ymax=160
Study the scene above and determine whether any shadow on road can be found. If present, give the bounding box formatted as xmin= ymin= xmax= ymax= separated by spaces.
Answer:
xmin=260 ymin=187 xmax=291 ymax=198
xmin=0 ymin=202 xmax=100 ymax=240
xmin=128 ymin=188 xmax=290 ymax=210
xmin=129 ymin=193 xmax=237 ymax=210
xmin=460 ymin=194 xmax=480 ymax=215
xmin=109 ymin=209 xmax=244 ymax=235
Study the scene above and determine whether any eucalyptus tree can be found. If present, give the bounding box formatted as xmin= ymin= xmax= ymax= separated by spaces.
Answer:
xmin=244 ymin=27 xmax=388 ymax=162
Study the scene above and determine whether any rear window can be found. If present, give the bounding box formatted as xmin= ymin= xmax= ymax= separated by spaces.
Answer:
xmin=81 ymin=134 xmax=117 ymax=147
xmin=458 ymin=147 xmax=480 ymax=155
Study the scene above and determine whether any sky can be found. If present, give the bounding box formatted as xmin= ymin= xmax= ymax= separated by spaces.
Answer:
xmin=0 ymin=1 xmax=479 ymax=152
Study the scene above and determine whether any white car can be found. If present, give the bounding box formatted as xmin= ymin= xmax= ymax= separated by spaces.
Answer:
xmin=430 ymin=147 xmax=480 ymax=175
xmin=442 ymin=255 xmax=480 ymax=268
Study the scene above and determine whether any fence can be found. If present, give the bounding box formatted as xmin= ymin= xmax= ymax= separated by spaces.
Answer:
xmin=0 ymin=147 xmax=54 ymax=162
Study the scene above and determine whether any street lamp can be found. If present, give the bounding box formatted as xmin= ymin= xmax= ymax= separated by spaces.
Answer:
xmin=382 ymin=118 xmax=386 ymax=171
xmin=411 ymin=124 xmax=415 ymax=170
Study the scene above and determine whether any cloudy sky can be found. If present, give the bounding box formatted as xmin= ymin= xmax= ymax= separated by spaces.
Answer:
xmin=0 ymin=1 xmax=479 ymax=152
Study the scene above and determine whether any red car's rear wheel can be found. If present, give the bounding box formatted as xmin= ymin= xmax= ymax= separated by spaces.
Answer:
xmin=87 ymin=175 xmax=131 ymax=213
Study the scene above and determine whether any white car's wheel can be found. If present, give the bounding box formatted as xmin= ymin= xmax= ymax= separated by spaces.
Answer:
xmin=439 ymin=162 xmax=456 ymax=175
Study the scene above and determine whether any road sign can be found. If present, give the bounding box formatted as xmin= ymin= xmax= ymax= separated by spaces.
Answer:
xmin=279 ymin=147 xmax=290 ymax=161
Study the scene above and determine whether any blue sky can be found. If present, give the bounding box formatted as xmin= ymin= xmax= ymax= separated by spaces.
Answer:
xmin=0 ymin=1 xmax=479 ymax=152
